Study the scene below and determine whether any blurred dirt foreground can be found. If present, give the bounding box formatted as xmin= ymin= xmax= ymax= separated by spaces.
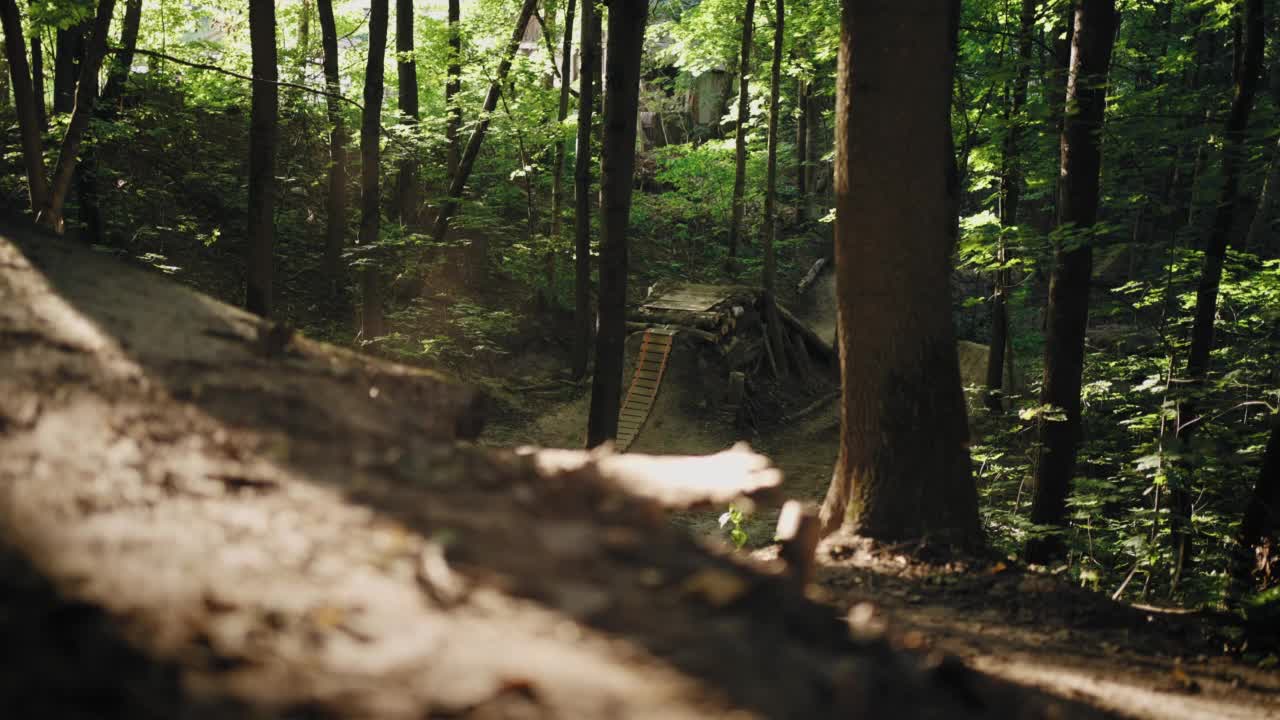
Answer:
xmin=0 ymin=221 xmax=1097 ymax=719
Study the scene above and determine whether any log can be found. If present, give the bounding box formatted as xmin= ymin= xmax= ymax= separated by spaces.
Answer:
xmin=521 ymin=441 xmax=782 ymax=510
xmin=796 ymin=257 xmax=828 ymax=295
xmin=626 ymin=321 xmax=719 ymax=344
xmin=776 ymin=303 xmax=837 ymax=366
xmin=630 ymin=305 xmax=725 ymax=331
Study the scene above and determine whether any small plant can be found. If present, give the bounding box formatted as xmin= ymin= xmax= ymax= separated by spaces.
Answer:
xmin=718 ymin=505 xmax=749 ymax=549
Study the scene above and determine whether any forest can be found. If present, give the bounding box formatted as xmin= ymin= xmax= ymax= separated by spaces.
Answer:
xmin=0 ymin=0 xmax=1278 ymax=717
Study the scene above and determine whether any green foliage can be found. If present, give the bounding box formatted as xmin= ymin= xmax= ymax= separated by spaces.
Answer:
xmin=718 ymin=505 xmax=749 ymax=549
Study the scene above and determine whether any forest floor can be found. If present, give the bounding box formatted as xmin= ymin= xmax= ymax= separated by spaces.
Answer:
xmin=483 ymin=278 xmax=1280 ymax=720
xmin=492 ymin=386 xmax=1280 ymax=719
xmin=5 ymin=218 xmax=1277 ymax=719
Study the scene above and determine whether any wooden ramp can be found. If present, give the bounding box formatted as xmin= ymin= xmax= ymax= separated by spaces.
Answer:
xmin=616 ymin=328 xmax=675 ymax=451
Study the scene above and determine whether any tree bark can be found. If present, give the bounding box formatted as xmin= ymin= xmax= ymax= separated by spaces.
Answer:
xmin=1025 ymin=0 xmax=1117 ymax=566
xmin=549 ymin=0 xmax=576 ymax=241
xmin=761 ymin=0 xmax=787 ymax=377
xmin=817 ymin=0 xmax=979 ymax=544
xmin=51 ymin=19 xmax=86 ymax=115
xmin=101 ymin=0 xmax=142 ymax=104
xmin=295 ymin=0 xmax=311 ymax=86
xmin=35 ymin=0 xmax=117 ymax=233
xmin=317 ymin=0 xmax=347 ymax=292
xmin=0 ymin=0 xmax=50 ymax=213
xmin=29 ymin=25 xmax=45 ymax=130
xmin=445 ymin=0 xmax=461 ymax=181
xmin=359 ymin=0 xmax=389 ymax=339
xmin=1243 ymin=135 xmax=1280 ymax=254
xmin=795 ymin=75 xmax=808 ymax=215
xmin=80 ymin=0 xmax=143 ymax=246
xmin=985 ymin=0 xmax=1035 ymax=413
xmin=571 ymin=0 xmax=598 ymax=381
xmin=585 ymin=0 xmax=648 ymax=448
xmin=246 ymin=0 xmax=277 ymax=317
xmin=395 ymin=0 xmax=418 ymax=225
xmin=1171 ymin=0 xmax=1265 ymax=589
xmin=1229 ymin=413 xmax=1280 ymax=597
xmin=430 ymin=0 xmax=539 ymax=250
xmin=726 ymin=0 xmax=756 ymax=266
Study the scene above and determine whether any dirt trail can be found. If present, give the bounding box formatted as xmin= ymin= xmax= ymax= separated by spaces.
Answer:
xmin=1 ymin=220 xmax=1120 ymax=718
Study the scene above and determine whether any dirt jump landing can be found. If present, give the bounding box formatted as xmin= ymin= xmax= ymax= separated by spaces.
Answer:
xmin=1 ymin=220 xmax=1100 ymax=719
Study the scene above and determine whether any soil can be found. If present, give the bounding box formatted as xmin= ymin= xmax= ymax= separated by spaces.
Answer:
xmin=3 ymin=219 xmax=1278 ymax=719
xmin=487 ymin=277 xmax=1280 ymax=720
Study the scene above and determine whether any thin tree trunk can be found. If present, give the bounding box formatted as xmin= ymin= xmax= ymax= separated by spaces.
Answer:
xmin=101 ymin=0 xmax=141 ymax=103
xmin=295 ymin=0 xmax=311 ymax=86
xmin=318 ymin=0 xmax=347 ymax=292
xmin=0 ymin=0 xmax=49 ymax=212
xmin=1025 ymin=0 xmax=1117 ymax=566
xmin=51 ymin=20 xmax=86 ymax=115
xmin=1229 ymin=412 xmax=1280 ymax=598
xmin=818 ymin=0 xmax=979 ymax=544
xmin=726 ymin=0 xmax=756 ymax=266
xmin=571 ymin=0 xmax=598 ymax=381
xmin=1172 ymin=0 xmax=1265 ymax=590
xmin=1244 ymin=136 xmax=1280 ymax=253
xmin=359 ymin=0 xmax=389 ymax=339
xmin=395 ymin=0 xmax=418 ymax=225
xmin=79 ymin=0 xmax=143 ymax=246
xmin=445 ymin=0 xmax=461 ymax=181
xmin=761 ymin=0 xmax=787 ymax=377
xmin=430 ymin=0 xmax=539 ymax=250
xmin=246 ymin=0 xmax=277 ymax=317
xmin=35 ymin=0 xmax=116 ymax=233
xmin=985 ymin=0 xmax=1035 ymax=412
xmin=795 ymin=75 xmax=807 ymax=215
xmin=29 ymin=24 xmax=44 ymax=129
xmin=549 ymin=0 xmax=576 ymax=240
xmin=585 ymin=0 xmax=648 ymax=448
xmin=1243 ymin=38 xmax=1280 ymax=253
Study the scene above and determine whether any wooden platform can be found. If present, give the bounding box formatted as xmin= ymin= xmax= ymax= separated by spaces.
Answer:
xmin=641 ymin=283 xmax=729 ymax=313
xmin=616 ymin=328 xmax=675 ymax=451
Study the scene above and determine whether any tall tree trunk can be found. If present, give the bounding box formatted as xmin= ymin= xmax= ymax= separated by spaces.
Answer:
xmin=395 ymin=0 xmax=418 ymax=225
xmin=51 ymin=20 xmax=86 ymax=115
xmin=1172 ymin=0 xmax=1265 ymax=589
xmin=318 ymin=0 xmax=347 ymax=292
xmin=1242 ymin=14 xmax=1280 ymax=254
xmin=985 ymin=0 xmax=1036 ymax=412
xmin=1244 ymin=134 xmax=1280 ymax=253
xmin=429 ymin=0 xmax=539 ymax=251
xmin=79 ymin=0 xmax=143 ymax=246
xmin=585 ymin=0 xmax=648 ymax=448
xmin=549 ymin=0 xmax=576 ymax=240
xmin=359 ymin=0 xmax=389 ymax=339
xmin=101 ymin=0 xmax=141 ymax=104
xmin=0 ymin=0 xmax=49 ymax=212
xmin=726 ymin=0 xmax=756 ymax=266
xmin=1025 ymin=0 xmax=1117 ymax=566
xmin=571 ymin=0 xmax=598 ymax=381
xmin=29 ymin=24 xmax=44 ymax=129
xmin=295 ymin=0 xmax=311 ymax=86
xmin=760 ymin=0 xmax=787 ymax=377
xmin=795 ymin=75 xmax=808 ymax=215
xmin=445 ymin=0 xmax=461 ymax=181
xmin=817 ymin=0 xmax=979 ymax=544
xmin=1229 ymin=412 xmax=1280 ymax=598
xmin=246 ymin=0 xmax=277 ymax=317
xmin=35 ymin=0 xmax=116 ymax=233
